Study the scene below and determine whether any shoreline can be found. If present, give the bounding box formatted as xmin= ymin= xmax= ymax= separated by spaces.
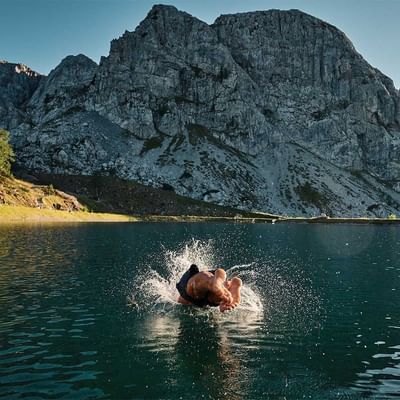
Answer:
xmin=1 ymin=205 xmax=399 ymax=224
xmin=142 ymin=215 xmax=400 ymax=224
xmin=0 ymin=205 xmax=136 ymax=223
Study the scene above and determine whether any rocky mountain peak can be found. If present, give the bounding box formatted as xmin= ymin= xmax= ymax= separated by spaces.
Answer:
xmin=27 ymin=54 xmax=97 ymax=125
xmin=0 ymin=61 xmax=43 ymax=129
xmin=0 ymin=60 xmax=42 ymax=78
xmin=107 ymin=2 xmax=212 ymax=64
xmin=213 ymin=8 xmax=359 ymax=85
xmin=215 ymin=8 xmax=338 ymax=29
xmin=44 ymin=54 xmax=97 ymax=85
xmin=3 ymin=6 xmax=400 ymax=217
xmin=142 ymin=3 xmax=200 ymax=29
xmin=147 ymin=4 xmax=183 ymax=16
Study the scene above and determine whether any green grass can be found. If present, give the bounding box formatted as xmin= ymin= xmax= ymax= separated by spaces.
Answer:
xmin=295 ymin=182 xmax=329 ymax=211
xmin=140 ymin=136 xmax=164 ymax=155
xmin=0 ymin=205 xmax=136 ymax=223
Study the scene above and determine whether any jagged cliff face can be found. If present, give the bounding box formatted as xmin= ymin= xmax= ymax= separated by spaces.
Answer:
xmin=2 ymin=5 xmax=400 ymax=216
xmin=0 ymin=61 xmax=43 ymax=129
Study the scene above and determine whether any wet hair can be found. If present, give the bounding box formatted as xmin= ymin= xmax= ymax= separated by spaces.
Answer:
xmin=189 ymin=264 xmax=199 ymax=274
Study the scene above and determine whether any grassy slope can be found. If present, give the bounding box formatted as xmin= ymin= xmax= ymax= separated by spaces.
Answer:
xmin=0 ymin=205 xmax=134 ymax=222
xmin=1 ymin=174 xmax=399 ymax=224
xmin=1 ymin=172 xmax=275 ymax=223
xmin=0 ymin=176 xmax=83 ymax=210
xmin=0 ymin=176 xmax=134 ymax=222
xmin=29 ymin=173 xmax=274 ymax=218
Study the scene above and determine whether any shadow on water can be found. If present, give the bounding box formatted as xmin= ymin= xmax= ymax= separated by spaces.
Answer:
xmin=140 ymin=308 xmax=261 ymax=400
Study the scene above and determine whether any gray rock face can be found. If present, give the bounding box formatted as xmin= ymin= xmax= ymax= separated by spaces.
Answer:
xmin=0 ymin=61 xmax=43 ymax=129
xmin=2 ymin=5 xmax=400 ymax=217
xmin=29 ymin=54 xmax=98 ymax=125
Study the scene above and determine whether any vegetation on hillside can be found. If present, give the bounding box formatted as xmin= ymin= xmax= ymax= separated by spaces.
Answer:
xmin=0 ymin=131 xmax=88 ymax=215
xmin=0 ymin=129 xmax=15 ymax=177
xmin=0 ymin=175 xmax=85 ymax=211
xmin=29 ymin=173 xmax=271 ymax=218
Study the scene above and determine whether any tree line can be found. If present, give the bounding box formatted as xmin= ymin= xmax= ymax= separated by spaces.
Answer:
xmin=0 ymin=129 xmax=15 ymax=177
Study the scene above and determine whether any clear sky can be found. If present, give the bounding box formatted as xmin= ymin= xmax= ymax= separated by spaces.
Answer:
xmin=1 ymin=0 xmax=399 ymax=88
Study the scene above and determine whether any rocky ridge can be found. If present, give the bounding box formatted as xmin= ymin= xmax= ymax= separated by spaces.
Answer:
xmin=0 ymin=61 xmax=43 ymax=129
xmin=2 ymin=5 xmax=400 ymax=216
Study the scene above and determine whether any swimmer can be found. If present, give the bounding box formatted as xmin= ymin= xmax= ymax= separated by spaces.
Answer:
xmin=176 ymin=264 xmax=242 ymax=312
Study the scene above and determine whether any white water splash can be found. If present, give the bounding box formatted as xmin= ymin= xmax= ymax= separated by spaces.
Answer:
xmin=130 ymin=239 xmax=263 ymax=315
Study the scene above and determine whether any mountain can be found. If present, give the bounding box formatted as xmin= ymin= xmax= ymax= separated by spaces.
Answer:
xmin=0 ymin=61 xmax=43 ymax=129
xmin=2 ymin=5 xmax=400 ymax=217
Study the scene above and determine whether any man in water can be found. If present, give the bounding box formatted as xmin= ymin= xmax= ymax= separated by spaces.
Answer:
xmin=176 ymin=264 xmax=242 ymax=312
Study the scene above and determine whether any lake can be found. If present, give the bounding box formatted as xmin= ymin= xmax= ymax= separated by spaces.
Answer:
xmin=0 ymin=223 xmax=399 ymax=399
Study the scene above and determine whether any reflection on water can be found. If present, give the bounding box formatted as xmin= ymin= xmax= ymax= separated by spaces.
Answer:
xmin=141 ymin=310 xmax=260 ymax=400
xmin=0 ymin=223 xmax=400 ymax=399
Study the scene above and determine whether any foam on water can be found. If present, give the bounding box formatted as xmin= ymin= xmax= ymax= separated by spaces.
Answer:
xmin=129 ymin=239 xmax=263 ymax=315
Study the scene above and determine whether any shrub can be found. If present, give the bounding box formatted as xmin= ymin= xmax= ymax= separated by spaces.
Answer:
xmin=0 ymin=129 xmax=15 ymax=177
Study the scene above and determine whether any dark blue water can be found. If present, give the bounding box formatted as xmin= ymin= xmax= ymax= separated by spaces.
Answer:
xmin=0 ymin=223 xmax=399 ymax=399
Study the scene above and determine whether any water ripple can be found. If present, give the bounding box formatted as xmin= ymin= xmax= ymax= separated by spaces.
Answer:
xmin=1 ymin=224 xmax=400 ymax=399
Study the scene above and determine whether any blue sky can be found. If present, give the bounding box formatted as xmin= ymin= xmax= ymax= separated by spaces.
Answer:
xmin=1 ymin=0 xmax=399 ymax=88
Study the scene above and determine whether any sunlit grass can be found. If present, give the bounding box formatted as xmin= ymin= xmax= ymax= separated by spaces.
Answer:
xmin=0 ymin=205 xmax=136 ymax=223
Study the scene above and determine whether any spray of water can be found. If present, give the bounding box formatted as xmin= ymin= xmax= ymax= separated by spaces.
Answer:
xmin=129 ymin=239 xmax=263 ymax=315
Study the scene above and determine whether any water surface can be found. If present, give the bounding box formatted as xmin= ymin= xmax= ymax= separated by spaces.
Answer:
xmin=0 ymin=223 xmax=399 ymax=399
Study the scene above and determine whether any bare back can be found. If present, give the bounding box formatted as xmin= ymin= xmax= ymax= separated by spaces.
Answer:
xmin=186 ymin=270 xmax=231 ymax=305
